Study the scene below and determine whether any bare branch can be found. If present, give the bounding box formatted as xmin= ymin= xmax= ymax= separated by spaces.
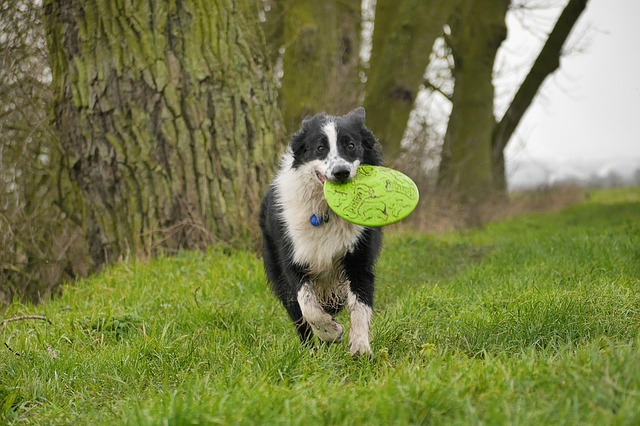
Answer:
xmin=493 ymin=0 xmax=589 ymax=160
xmin=423 ymin=79 xmax=453 ymax=102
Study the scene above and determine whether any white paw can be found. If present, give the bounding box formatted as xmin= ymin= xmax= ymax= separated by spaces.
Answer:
xmin=349 ymin=338 xmax=372 ymax=357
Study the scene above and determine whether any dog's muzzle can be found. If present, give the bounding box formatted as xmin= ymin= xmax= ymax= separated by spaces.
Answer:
xmin=331 ymin=165 xmax=352 ymax=184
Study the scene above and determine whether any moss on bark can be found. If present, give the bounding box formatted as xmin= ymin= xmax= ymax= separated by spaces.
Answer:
xmin=45 ymin=0 xmax=283 ymax=266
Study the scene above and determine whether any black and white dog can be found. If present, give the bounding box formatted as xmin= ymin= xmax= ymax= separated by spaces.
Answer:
xmin=259 ymin=107 xmax=383 ymax=356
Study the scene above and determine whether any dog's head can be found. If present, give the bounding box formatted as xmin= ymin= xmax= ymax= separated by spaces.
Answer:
xmin=289 ymin=107 xmax=382 ymax=185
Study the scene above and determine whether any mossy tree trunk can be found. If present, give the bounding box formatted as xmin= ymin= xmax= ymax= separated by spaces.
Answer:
xmin=45 ymin=0 xmax=283 ymax=267
xmin=363 ymin=0 xmax=458 ymax=160
xmin=280 ymin=0 xmax=361 ymax=133
xmin=437 ymin=0 xmax=509 ymax=203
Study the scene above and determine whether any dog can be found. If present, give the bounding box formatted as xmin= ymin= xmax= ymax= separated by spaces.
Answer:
xmin=259 ymin=107 xmax=383 ymax=356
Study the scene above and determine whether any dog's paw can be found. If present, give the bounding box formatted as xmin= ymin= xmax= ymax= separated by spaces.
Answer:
xmin=314 ymin=321 xmax=344 ymax=343
xmin=349 ymin=340 xmax=372 ymax=357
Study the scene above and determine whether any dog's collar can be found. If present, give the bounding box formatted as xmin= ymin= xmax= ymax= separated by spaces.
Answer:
xmin=310 ymin=211 xmax=331 ymax=227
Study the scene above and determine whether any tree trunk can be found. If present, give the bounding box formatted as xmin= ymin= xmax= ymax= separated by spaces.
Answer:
xmin=363 ymin=0 xmax=458 ymax=161
xmin=492 ymin=0 xmax=589 ymax=191
xmin=437 ymin=0 xmax=509 ymax=203
xmin=45 ymin=0 xmax=283 ymax=266
xmin=280 ymin=0 xmax=361 ymax=132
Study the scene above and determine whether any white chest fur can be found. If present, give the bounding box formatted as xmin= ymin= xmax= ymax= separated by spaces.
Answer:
xmin=274 ymin=153 xmax=364 ymax=275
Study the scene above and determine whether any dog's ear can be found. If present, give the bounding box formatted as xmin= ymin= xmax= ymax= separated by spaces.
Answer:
xmin=359 ymin=116 xmax=383 ymax=166
xmin=291 ymin=114 xmax=318 ymax=156
xmin=361 ymin=126 xmax=383 ymax=165
xmin=301 ymin=114 xmax=315 ymax=130
xmin=346 ymin=107 xmax=366 ymax=126
xmin=290 ymin=127 xmax=307 ymax=156
xmin=344 ymin=107 xmax=381 ymax=164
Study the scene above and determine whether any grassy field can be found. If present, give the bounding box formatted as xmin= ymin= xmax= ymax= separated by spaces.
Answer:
xmin=2 ymin=188 xmax=639 ymax=425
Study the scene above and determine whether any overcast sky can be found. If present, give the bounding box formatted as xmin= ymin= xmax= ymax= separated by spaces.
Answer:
xmin=499 ymin=0 xmax=640 ymax=168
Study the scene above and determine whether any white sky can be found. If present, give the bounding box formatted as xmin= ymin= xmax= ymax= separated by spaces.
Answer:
xmin=500 ymin=0 xmax=640 ymax=166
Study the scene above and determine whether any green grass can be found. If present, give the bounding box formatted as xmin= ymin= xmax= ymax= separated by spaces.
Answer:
xmin=2 ymin=187 xmax=640 ymax=425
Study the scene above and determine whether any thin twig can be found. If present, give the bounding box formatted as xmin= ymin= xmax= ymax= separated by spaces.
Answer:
xmin=194 ymin=286 xmax=201 ymax=307
xmin=2 ymin=315 xmax=52 ymax=357
xmin=423 ymin=79 xmax=453 ymax=101
xmin=1 ymin=315 xmax=52 ymax=328
xmin=5 ymin=342 xmax=21 ymax=357
xmin=192 ymin=326 xmax=204 ymax=342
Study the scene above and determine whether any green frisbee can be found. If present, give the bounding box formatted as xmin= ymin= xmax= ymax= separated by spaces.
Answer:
xmin=323 ymin=165 xmax=419 ymax=227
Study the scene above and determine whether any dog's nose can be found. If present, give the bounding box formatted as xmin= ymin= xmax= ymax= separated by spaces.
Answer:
xmin=332 ymin=166 xmax=351 ymax=183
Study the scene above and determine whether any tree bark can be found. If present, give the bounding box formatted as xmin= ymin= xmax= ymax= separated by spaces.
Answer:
xmin=363 ymin=0 xmax=458 ymax=160
xmin=492 ymin=0 xmax=589 ymax=191
xmin=45 ymin=0 xmax=283 ymax=266
xmin=280 ymin=0 xmax=361 ymax=133
xmin=437 ymin=0 xmax=509 ymax=203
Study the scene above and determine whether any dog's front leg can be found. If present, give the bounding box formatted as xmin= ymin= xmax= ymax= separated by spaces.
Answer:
xmin=347 ymin=290 xmax=373 ymax=356
xmin=297 ymin=283 xmax=344 ymax=343
xmin=343 ymin=229 xmax=381 ymax=357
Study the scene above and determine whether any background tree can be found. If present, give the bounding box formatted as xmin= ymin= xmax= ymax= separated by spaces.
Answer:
xmin=45 ymin=0 xmax=283 ymax=267
xmin=277 ymin=0 xmax=361 ymax=133
xmin=363 ymin=0 xmax=458 ymax=160
xmin=0 ymin=0 xmax=85 ymax=304
xmin=437 ymin=0 xmax=510 ymax=203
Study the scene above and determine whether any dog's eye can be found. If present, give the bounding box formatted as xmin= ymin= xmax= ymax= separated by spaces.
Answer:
xmin=317 ymin=145 xmax=326 ymax=153
xmin=347 ymin=142 xmax=355 ymax=150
